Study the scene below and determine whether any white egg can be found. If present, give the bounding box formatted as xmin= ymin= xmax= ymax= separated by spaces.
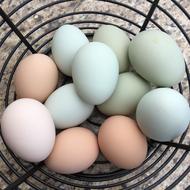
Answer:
xmin=136 ymin=88 xmax=190 ymax=141
xmin=45 ymin=83 xmax=94 ymax=129
xmin=1 ymin=99 xmax=56 ymax=162
xmin=72 ymin=42 xmax=119 ymax=105
xmin=52 ymin=25 xmax=89 ymax=76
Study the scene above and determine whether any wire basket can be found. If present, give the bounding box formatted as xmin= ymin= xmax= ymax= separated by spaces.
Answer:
xmin=0 ymin=0 xmax=190 ymax=189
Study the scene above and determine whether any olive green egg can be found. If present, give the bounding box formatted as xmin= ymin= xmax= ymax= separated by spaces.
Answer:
xmin=97 ymin=72 xmax=151 ymax=116
xmin=128 ymin=30 xmax=185 ymax=87
xmin=93 ymin=25 xmax=130 ymax=73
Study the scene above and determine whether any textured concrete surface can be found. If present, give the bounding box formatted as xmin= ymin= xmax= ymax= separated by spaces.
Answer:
xmin=0 ymin=0 xmax=190 ymax=189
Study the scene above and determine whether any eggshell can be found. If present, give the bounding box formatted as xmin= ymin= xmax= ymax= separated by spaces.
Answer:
xmin=98 ymin=72 xmax=150 ymax=116
xmin=128 ymin=30 xmax=185 ymax=86
xmin=45 ymin=83 xmax=94 ymax=129
xmin=72 ymin=42 xmax=119 ymax=105
xmin=52 ymin=24 xmax=89 ymax=76
xmin=14 ymin=53 xmax=58 ymax=102
xmin=93 ymin=25 xmax=130 ymax=73
xmin=1 ymin=99 xmax=56 ymax=162
xmin=45 ymin=127 xmax=99 ymax=174
xmin=136 ymin=88 xmax=190 ymax=141
xmin=98 ymin=116 xmax=147 ymax=169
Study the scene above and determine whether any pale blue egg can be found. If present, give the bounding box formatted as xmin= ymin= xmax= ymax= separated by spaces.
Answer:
xmin=45 ymin=83 xmax=94 ymax=129
xmin=72 ymin=42 xmax=119 ymax=105
xmin=52 ymin=25 xmax=89 ymax=76
xmin=136 ymin=88 xmax=190 ymax=141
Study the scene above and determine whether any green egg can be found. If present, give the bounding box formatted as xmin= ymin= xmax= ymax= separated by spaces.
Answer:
xmin=93 ymin=25 xmax=130 ymax=73
xmin=128 ymin=30 xmax=185 ymax=86
xmin=97 ymin=72 xmax=151 ymax=116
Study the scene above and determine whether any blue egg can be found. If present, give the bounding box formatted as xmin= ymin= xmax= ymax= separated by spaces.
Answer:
xmin=136 ymin=88 xmax=190 ymax=141
xmin=52 ymin=25 xmax=89 ymax=76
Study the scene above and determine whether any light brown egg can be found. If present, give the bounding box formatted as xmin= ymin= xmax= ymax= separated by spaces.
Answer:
xmin=98 ymin=115 xmax=147 ymax=170
xmin=45 ymin=127 xmax=99 ymax=174
xmin=14 ymin=53 xmax=58 ymax=102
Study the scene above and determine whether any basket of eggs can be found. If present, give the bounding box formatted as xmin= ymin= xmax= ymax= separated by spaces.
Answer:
xmin=0 ymin=0 xmax=190 ymax=189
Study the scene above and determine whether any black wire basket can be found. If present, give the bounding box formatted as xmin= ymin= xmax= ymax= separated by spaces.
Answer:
xmin=0 ymin=0 xmax=190 ymax=189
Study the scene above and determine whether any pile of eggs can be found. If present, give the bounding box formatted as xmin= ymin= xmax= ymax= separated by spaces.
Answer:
xmin=1 ymin=24 xmax=190 ymax=174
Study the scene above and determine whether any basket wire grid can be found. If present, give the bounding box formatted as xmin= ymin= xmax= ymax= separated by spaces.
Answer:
xmin=0 ymin=0 xmax=190 ymax=189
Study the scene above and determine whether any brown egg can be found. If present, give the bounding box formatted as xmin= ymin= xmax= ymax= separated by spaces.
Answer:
xmin=45 ymin=127 xmax=99 ymax=174
xmin=98 ymin=115 xmax=147 ymax=169
xmin=14 ymin=53 xmax=58 ymax=102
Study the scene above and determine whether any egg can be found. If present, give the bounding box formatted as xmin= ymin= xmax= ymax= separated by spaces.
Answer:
xmin=45 ymin=83 xmax=94 ymax=129
xmin=128 ymin=30 xmax=185 ymax=86
xmin=52 ymin=24 xmax=89 ymax=76
xmin=14 ymin=53 xmax=58 ymax=102
xmin=93 ymin=25 xmax=130 ymax=73
xmin=98 ymin=116 xmax=147 ymax=169
xmin=72 ymin=42 xmax=119 ymax=105
xmin=45 ymin=127 xmax=99 ymax=174
xmin=98 ymin=72 xmax=151 ymax=116
xmin=1 ymin=99 xmax=55 ymax=162
xmin=136 ymin=88 xmax=190 ymax=142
